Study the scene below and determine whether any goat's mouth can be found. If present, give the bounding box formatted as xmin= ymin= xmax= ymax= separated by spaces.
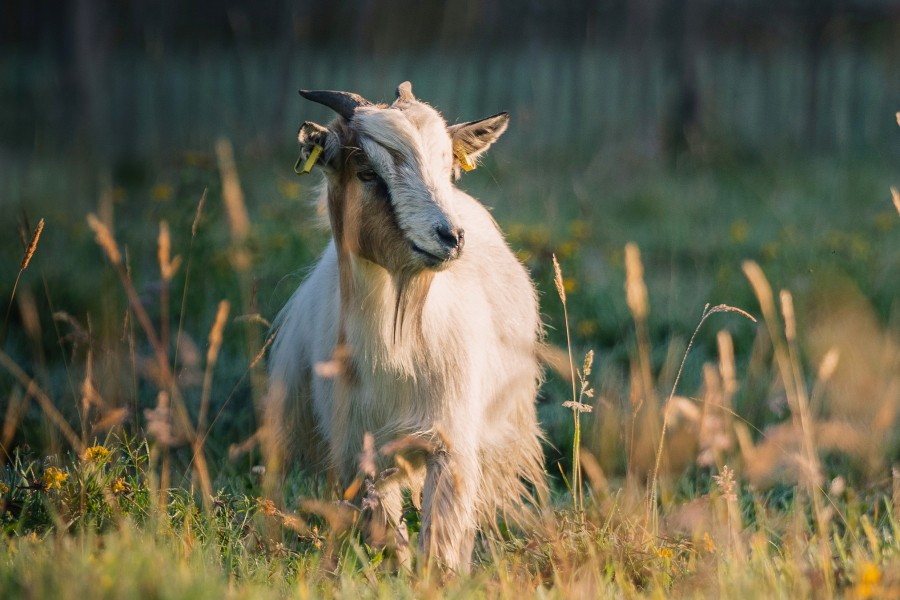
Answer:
xmin=410 ymin=243 xmax=458 ymax=269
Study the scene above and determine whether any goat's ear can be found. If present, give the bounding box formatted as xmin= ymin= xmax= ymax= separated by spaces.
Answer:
xmin=448 ymin=112 xmax=509 ymax=173
xmin=296 ymin=121 xmax=336 ymax=172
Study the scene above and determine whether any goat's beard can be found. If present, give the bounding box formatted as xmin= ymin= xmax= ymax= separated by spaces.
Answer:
xmin=391 ymin=271 xmax=434 ymax=346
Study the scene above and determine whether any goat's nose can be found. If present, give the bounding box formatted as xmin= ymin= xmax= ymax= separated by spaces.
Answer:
xmin=435 ymin=225 xmax=465 ymax=254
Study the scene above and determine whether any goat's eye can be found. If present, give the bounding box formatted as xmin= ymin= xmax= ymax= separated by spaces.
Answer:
xmin=357 ymin=169 xmax=379 ymax=183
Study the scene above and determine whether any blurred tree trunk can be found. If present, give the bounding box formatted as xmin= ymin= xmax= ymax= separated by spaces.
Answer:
xmin=73 ymin=0 xmax=108 ymax=159
xmin=803 ymin=0 xmax=837 ymax=149
xmin=660 ymin=0 xmax=700 ymax=164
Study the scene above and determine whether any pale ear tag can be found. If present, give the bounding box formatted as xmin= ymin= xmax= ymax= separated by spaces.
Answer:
xmin=294 ymin=144 xmax=323 ymax=175
xmin=454 ymin=145 xmax=476 ymax=172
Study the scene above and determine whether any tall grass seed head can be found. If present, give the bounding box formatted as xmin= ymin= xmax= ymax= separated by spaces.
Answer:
xmin=624 ymin=243 xmax=648 ymax=320
xmin=552 ymin=254 xmax=566 ymax=303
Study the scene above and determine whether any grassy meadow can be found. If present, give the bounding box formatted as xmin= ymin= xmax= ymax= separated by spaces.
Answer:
xmin=1 ymin=50 xmax=900 ymax=597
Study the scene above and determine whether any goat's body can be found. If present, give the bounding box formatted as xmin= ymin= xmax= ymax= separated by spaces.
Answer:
xmin=267 ymin=82 xmax=545 ymax=571
xmin=269 ymin=190 xmax=544 ymax=568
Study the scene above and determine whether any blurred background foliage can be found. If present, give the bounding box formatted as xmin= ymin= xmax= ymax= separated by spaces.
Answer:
xmin=0 ymin=0 xmax=898 ymax=474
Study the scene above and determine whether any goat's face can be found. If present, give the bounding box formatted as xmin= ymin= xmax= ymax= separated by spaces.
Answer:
xmin=296 ymin=82 xmax=509 ymax=275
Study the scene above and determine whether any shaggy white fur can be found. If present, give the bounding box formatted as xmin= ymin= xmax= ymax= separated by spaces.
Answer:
xmin=265 ymin=82 xmax=546 ymax=572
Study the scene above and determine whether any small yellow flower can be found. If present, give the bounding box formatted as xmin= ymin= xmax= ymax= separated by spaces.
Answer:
xmin=655 ymin=546 xmax=674 ymax=560
xmin=278 ymin=179 xmax=301 ymax=200
xmin=569 ymin=220 xmax=590 ymax=241
xmin=855 ymin=561 xmax=881 ymax=599
xmin=562 ymin=277 xmax=577 ymax=295
xmin=701 ymin=531 xmax=716 ymax=553
xmin=82 ymin=445 xmax=111 ymax=463
xmin=576 ymin=319 xmax=598 ymax=337
xmin=151 ymin=183 xmax=174 ymax=202
xmin=557 ymin=240 xmax=577 ymax=259
xmin=43 ymin=467 xmax=68 ymax=490
xmin=761 ymin=241 xmax=780 ymax=261
xmin=110 ymin=477 xmax=128 ymax=494
xmin=0 ymin=482 xmax=9 ymax=494
xmin=729 ymin=220 xmax=749 ymax=243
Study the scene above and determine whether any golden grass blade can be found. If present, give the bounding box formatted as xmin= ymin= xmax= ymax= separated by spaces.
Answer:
xmin=215 ymin=138 xmax=250 ymax=242
xmin=198 ymin=300 xmax=230 ymax=432
xmin=624 ymin=243 xmax=648 ymax=321
xmin=0 ymin=350 xmax=84 ymax=453
xmin=4 ymin=218 xmax=46 ymax=341
xmin=86 ymin=213 xmax=122 ymax=266
xmin=647 ymin=302 xmax=755 ymax=532
xmin=20 ymin=218 xmax=44 ymax=271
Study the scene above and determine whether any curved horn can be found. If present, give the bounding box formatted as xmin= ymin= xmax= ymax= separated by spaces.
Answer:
xmin=298 ymin=89 xmax=371 ymax=121
xmin=395 ymin=81 xmax=415 ymax=103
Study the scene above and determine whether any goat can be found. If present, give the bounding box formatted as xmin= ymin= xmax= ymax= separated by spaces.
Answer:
xmin=264 ymin=81 xmax=546 ymax=572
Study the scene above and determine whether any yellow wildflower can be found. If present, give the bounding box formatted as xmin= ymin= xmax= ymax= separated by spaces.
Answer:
xmin=278 ymin=179 xmax=301 ymax=200
xmin=655 ymin=546 xmax=674 ymax=560
xmin=729 ymin=220 xmax=749 ymax=243
xmin=576 ymin=319 xmax=598 ymax=337
xmin=0 ymin=482 xmax=9 ymax=494
xmin=110 ymin=478 xmax=128 ymax=494
xmin=151 ymin=183 xmax=174 ymax=202
xmin=855 ymin=561 xmax=881 ymax=599
xmin=82 ymin=445 xmax=111 ymax=463
xmin=557 ymin=240 xmax=577 ymax=259
xmin=569 ymin=219 xmax=590 ymax=241
xmin=43 ymin=467 xmax=68 ymax=490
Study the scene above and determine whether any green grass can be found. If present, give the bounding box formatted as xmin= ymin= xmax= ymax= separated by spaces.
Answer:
xmin=1 ymin=120 xmax=899 ymax=596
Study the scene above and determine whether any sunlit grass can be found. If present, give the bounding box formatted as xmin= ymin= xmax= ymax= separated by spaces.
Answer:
xmin=1 ymin=129 xmax=899 ymax=596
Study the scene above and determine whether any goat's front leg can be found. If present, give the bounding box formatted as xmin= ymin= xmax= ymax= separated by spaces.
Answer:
xmin=419 ymin=444 xmax=480 ymax=573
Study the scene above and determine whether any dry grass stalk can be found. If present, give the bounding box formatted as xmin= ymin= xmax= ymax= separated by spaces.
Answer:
xmin=157 ymin=221 xmax=183 ymax=282
xmin=624 ymin=243 xmax=648 ymax=321
xmin=717 ymin=330 xmax=737 ymax=402
xmin=817 ymin=347 xmax=840 ymax=383
xmin=215 ymin=138 xmax=250 ymax=241
xmin=743 ymin=261 xmax=831 ymax=586
xmin=198 ymin=300 xmax=230 ymax=432
xmin=552 ymin=254 xmax=591 ymax=522
xmin=4 ymin=218 xmax=45 ymax=339
xmin=16 ymin=288 xmax=40 ymax=342
xmin=0 ymin=350 xmax=84 ymax=453
xmin=647 ymin=303 xmax=755 ymax=532
xmin=86 ymin=214 xmax=122 ymax=266
xmin=1 ymin=388 xmax=26 ymax=468
xmin=157 ymin=220 xmax=182 ymax=361
xmin=234 ymin=313 xmax=272 ymax=329
xmin=623 ymin=244 xmax=657 ymax=479
xmin=192 ymin=188 xmax=207 ymax=237
xmin=893 ymin=466 xmax=900 ymax=522
xmin=174 ymin=190 xmax=207 ymax=381
xmin=85 ymin=212 xmax=213 ymax=506
xmin=891 ymin=186 xmax=900 ymax=216
xmin=20 ymin=218 xmax=44 ymax=271
xmin=215 ymin=138 xmax=251 ymax=270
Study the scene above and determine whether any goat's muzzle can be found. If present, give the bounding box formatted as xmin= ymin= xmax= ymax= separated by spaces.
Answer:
xmin=412 ymin=225 xmax=465 ymax=269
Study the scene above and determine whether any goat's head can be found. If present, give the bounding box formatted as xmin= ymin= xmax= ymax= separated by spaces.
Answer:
xmin=296 ymin=81 xmax=509 ymax=275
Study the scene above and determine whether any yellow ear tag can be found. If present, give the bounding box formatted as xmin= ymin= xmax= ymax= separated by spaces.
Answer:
xmin=294 ymin=144 xmax=323 ymax=175
xmin=454 ymin=146 xmax=476 ymax=172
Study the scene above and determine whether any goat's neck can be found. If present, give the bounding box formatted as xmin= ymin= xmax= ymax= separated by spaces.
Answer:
xmin=344 ymin=256 xmax=433 ymax=349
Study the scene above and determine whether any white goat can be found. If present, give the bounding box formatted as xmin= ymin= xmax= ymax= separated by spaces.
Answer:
xmin=264 ymin=82 xmax=546 ymax=571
